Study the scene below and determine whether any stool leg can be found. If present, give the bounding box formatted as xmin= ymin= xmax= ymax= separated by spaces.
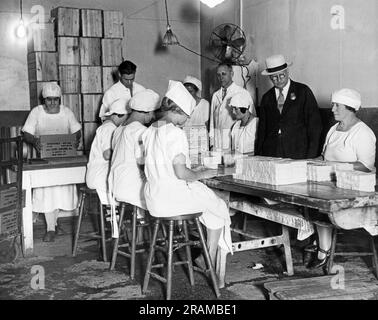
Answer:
xmin=327 ymin=228 xmax=337 ymax=274
xmin=182 ymin=220 xmax=194 ymax=286
xmin=166 ymin=220 xmax=174 ymax=300
xmin=72 ymin=191 xmax=85 ymax=257
xmin=130 ymin=207 xmax=137 ymax=280
xmin=370 ymin=236 xmax=378 ymax=279
xmin=99 ymin=204 xmax=107 ymax=262
xmin=194 ymin=218 xmax=220 ymax=298
xmin=109 ymin=203 xmax=126 ymax=270
xmin=142 ymin=219 xmax=160 ymax=294
xmin=282 ymin=225 xmax=294 ymax=276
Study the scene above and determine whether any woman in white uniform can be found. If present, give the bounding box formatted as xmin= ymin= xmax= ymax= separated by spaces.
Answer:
xmin=86 ymin=98 xmax=129 ymax=204
xmin=22 ymin=82 xmax=82 ymax=242
xmin=182 ymin=76 xmax=210 ymax=128
xmin=230 ymin=90 xmax=259 ymax=155
xmin=109 ymin=89 xmax=160 ymax=210
xmin=142 ymin=80 xmax=232 ymax=287
xmin=308 ymin=88 xmax=376 ymax=269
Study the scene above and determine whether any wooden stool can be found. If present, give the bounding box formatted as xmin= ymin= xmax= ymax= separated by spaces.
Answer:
xmin=142 ymin=212 xmax=220 ymax=300
xmin=109 ymin=202 xmax=151 ymax=280
xmin=327 ymin=228 xmax=378 ymax=278
xmin=72 ymin=186 xmax=109 ymax=261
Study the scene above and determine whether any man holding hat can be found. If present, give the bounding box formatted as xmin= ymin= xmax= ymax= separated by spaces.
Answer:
xmin=256 ymin=54 xmax=322 ymax=159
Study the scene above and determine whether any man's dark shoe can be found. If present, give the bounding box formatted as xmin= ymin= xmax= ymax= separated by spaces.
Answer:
xmin=43 ymin=231 xmax=55 ymax=242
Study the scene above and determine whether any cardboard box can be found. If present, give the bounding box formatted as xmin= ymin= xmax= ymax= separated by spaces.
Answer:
xmin=39 ymin=134 xmax=77 ymax=158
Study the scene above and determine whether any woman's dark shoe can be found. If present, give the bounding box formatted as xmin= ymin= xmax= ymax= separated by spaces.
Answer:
xmin=43 ymin=231 xmax=55 ymax=242
xmin=308 ymin=248 xmax=330 ymax=269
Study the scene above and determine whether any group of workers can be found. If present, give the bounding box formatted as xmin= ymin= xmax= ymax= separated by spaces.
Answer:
xmin=22 ymin=53 xmax=376 ymax=285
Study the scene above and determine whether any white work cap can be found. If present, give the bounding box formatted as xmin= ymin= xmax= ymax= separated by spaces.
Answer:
xmin=331 ymin=88 xmax=362 ymax=110
xmin=42 ymin=82 xmax=61 ymax=98
xmin=230 ymin=90 xmax=253 ymax=109
xmin=100 ymin=98 xmax=128 ymax=117
xmin=129 ymin=89 xmax=160 ymax=112
xmin=183 ymin=75 xmax=202 ymax=92
xmin=165 ymin=80 xmax=196 ymax=116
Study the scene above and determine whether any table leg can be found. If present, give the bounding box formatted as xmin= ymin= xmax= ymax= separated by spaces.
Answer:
xmin=22 ymin=171 xmax=34 ymax=256
xmin=282 ymin=225 xmax=294 ymax=275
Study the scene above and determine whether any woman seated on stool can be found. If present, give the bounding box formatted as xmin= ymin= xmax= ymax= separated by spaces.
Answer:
xmin=86 ymin=98 xmax=129 ymax=205
xmin=308 ymin=88 xmax=376 ymax=269
xmin=109 ymin=89 xmax=160 ymax=212
xmin=22 ymin=82 xmax=82 ymax=242
xmin=230 ymin=90 xmax=259 ymax=155
xmin=141 ymin=80 xmax=233 ymax=287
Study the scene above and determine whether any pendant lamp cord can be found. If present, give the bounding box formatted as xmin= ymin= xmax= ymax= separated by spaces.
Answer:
xmin=164 ymin=0 xmax=170 ymax=26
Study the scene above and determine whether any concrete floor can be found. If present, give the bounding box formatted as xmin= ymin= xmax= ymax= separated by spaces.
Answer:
xmin=0 ymin=213 xmax=377 ymax=300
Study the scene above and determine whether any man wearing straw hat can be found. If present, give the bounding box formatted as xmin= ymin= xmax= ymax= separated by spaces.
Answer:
xmin=256 ymin=54 xmax=322 ymax=159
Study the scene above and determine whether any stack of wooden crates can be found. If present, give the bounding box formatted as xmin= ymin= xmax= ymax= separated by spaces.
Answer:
xmin=27 ymin=7 xmax=124 ymax=154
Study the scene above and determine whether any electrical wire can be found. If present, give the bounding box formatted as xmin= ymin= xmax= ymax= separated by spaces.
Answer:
xmin=178 ymin=43 xmax=220 ymax=64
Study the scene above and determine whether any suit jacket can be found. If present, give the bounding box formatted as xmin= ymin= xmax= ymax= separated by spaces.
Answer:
xmin=256 ymin=80 xmax=322 ymax=159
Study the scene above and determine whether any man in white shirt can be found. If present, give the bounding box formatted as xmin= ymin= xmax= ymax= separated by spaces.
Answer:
xmin=209 ymin=62 xmax=254 ymax=151
xmin=99 ymin=60 xmax=146 ymax=120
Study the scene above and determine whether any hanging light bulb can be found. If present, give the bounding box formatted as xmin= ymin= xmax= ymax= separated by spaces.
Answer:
xmin=16 ymin=19 xmax=27 ymax=38
xmin=200 ymin=0 xmax=226 ymax=8
xmin=162 ymin=0 xmax=179 ymax=46
xmin=16 ymin=0 xmax=27 ymax=38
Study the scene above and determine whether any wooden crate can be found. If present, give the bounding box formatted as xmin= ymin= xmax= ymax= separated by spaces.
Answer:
xmin=81 ymin=66 xmax=102 ymax=94
xmin=81 ymin=9 xmax=103 ymax=37
xmin=27 ymin=23 xmax=56 ymax=52
xmin=29 ymin=81 xmax=50 ymax=107
xmin=101 ymin=39 xmax=123 ymax=66
xmin=57 ymin=37 xmax=80 ymax=65
xmin=27 ymin=52 xmax=58 ymax=81
xmin=83 ymin=122 xmax=99 ymax=151
xmin=79 ymin=38 xmax=101 ymax=66
xmin=62 ymin=94 xmax=82 ymax=122
xmin=82 ymin=94 xmax=102 ymax=122
xmin=103 ymin=10 xmax=124 ymax=38
xmin=51 ymin=7 xmax=80 ymax=36
xmin=102 ymin=66 xmax=118 ymax=91
xmin=59 ymin=66 xmax=80 ymax=94
xmin=39 ymin=134 xmax=77 ymax=158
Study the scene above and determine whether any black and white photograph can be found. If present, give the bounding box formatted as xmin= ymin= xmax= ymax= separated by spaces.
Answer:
xmin=0 ymin=0 xmax=378 ymax=306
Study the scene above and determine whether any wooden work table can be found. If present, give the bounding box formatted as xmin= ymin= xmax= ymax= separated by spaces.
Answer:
xmin=22 ymin=156 xmax=87 ymax=255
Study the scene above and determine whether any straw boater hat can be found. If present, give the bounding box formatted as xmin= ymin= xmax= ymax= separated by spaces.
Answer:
xmin=261 ymin=54 xmax=293 ymax=76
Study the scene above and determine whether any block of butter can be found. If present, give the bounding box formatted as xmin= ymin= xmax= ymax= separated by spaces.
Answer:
xmin=336 ymin=170 xmax=376 ymax=192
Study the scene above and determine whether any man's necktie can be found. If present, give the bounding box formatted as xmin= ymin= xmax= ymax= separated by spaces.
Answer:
xmin=277 ymin=88 xmax=284 ymax=114
xmin=222 ymin=87 xmax=227 ymax=101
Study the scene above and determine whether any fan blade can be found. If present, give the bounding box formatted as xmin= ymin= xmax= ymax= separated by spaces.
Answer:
xmin=231 ymin=37 xmax=245 ymax=48
xmin=212 ymin=31 xmax=228 ymax=43
xmin=211 ymin=38 xmax=228 ymax=48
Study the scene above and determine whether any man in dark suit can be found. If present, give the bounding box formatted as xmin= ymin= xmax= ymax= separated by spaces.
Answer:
xmin=256 ymin=54 xmax=322 ymax=159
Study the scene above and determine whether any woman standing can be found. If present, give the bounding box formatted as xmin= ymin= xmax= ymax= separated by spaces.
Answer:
xmin=22 ymin=82 xmax=82 ymax=242
xmin=142 ymin=80 xmax=232 ymax=287
xmin=309 ymin=88 xmax=376 ymax=268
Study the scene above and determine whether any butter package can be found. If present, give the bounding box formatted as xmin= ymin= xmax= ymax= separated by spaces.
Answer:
xmin=39 ymin=134 xmax=77 ymax=158
xmin=336 ymin=170 xmax=376 ymax=192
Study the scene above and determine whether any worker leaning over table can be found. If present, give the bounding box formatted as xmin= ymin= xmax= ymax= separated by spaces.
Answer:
xmin=85 ymin=98 xmax=129 ymax=205
xmin=109 ymin=89 xmax=160 ymax=213
xmin=306 ymin=88 xmax=376 ymax=270
xmin=22 ymin=82 xmax=81 ymax=242
xmin=141 ymin=80 xmax=232 ymax=288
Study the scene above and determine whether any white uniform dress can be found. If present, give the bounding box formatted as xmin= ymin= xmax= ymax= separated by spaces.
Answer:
xmin=184 ymin=98 xmax=210 ymax=127
xmin=110 ymin=122 xmax=147 ymax=209
xmin=231 ymin=117 xmax=259 ymax=154
xmin=210 ymin=83 xmax=255 ymax=151
xmin=86 ymin=120 xmax=117 ymax=204
xmin=142 ymin=123 xmax=232 ymax=254
xmin=322 ymin=121 xmax=376 ymax=171
xmin=22 ymin=105 xmax=81 ymax=213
